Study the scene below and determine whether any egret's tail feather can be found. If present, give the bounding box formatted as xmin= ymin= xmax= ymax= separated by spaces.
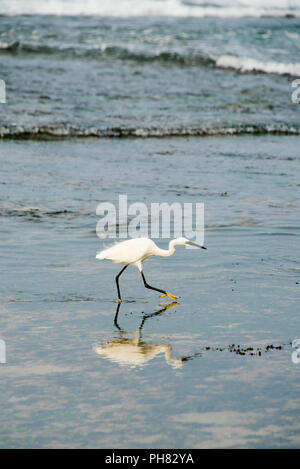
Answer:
xmin=96 ymin=251 xmax=106 ymax=260
xmin=96 ymin=246 xmax=116 ymax=260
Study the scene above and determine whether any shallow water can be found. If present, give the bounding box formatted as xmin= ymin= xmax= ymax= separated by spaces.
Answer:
xmin=0 ymin=136 xmax=299 ymax=448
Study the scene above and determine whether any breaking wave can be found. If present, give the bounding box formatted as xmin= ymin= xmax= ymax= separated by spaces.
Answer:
xmin=2 ymin=40 xmax=300 ymax=77
xmin=216 ymin=55 xmax=300 ymax=77
xmin=1 ymin=0 xmax=300 ymax=18
xmin=1 ymin=123 xmax=300 ymax=140
xmin=0 ymin=40 xmax=215 ymax=67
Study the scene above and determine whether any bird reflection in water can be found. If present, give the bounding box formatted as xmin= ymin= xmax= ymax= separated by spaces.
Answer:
xmin=94 ymin=302 xmax=185 ymax=369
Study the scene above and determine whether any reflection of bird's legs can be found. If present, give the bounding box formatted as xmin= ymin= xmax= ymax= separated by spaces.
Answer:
xmin=115 ymin=265 xmax=128 ymax=303
xmin=138 ymin=305 xmax=166 ymax=334
xmin=138 ymin=302 xmax=179 ymax=338
xmin=139 ymin=304 xmax=184 ymax=368
xmin=140 ymin=271 xmax=180 ymax=300
xmin=113 ymin=301 xmax=179 ymax=333
xmin=113 ymin=302 xmax=122 ymax=330
xmin=113 ymin=301 xmax=162 ymax=335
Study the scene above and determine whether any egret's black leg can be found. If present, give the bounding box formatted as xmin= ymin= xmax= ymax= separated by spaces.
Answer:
xmin=115 ymin=265 xmax=128 ymax=302
xmin=140 ymin=271 xmax=180 ymax=300
xmin=141 ymin=271 xmax=166 ymax=295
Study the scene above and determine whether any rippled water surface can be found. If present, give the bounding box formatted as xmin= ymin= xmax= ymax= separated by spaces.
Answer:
xmin=1 ymin=14 xmax=300 ymax=138
xmin=0 ymin=136 xmax=299 ymax=448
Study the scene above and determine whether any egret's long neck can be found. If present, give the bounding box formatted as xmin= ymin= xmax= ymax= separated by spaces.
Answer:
xmin=154 ymin=240 xmax=176 ymax=258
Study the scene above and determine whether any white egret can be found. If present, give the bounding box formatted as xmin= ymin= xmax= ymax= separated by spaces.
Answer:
xmin=96 ymin=237 xmax=206 ymax=302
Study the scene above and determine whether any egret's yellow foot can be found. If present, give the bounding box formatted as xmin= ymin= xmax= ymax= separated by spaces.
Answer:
xmin=118 ymin=298 xmax=122 ymax=304
xmin=160 ymin=292 xmax=181 ymax=300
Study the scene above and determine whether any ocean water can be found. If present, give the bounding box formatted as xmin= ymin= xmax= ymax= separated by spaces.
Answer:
xmin=0 ymin=1 xmax=300 ymax=449
xmin=1 ymin=11 xmax=300 ymax=138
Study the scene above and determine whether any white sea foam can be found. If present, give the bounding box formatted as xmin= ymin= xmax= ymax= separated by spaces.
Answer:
xmin=1 ymin=123 xmax=300 ymax=139
xmin=215 ymin=54 xmax=300 ymax=76
xmin=1 ymin=0 xmax=300 ymax=17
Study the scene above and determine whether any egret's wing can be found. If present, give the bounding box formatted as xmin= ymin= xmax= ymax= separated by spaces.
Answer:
xmin=96 ymin=238 xmax=154 ymax=265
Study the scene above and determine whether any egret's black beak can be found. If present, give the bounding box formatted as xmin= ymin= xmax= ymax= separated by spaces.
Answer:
xmin=187 ymin=241 xmax=207 ymax=249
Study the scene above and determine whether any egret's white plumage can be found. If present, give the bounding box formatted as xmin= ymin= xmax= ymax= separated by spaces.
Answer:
xmin=96 ymin=237 xmax=157 ymax=269
xmin=96 ymin=237 xmax=206 ymax=302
